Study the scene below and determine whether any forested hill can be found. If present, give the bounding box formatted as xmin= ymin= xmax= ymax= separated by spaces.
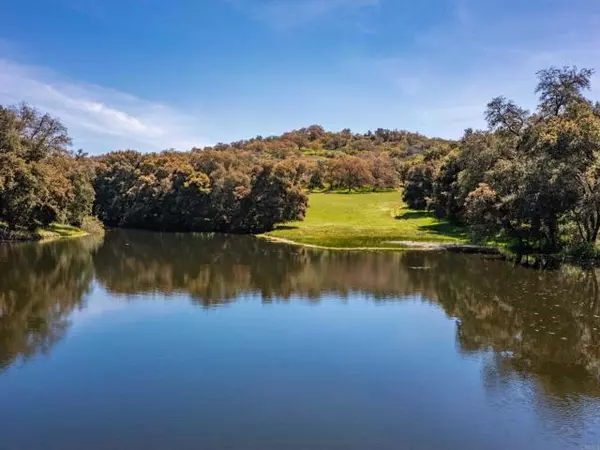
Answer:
xmin=198 ymin=127 xmax=454 ymax=160
xmin=1 ymin=103 xmax=453 ymax=238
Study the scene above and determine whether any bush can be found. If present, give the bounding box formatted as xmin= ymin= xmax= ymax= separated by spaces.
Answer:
xmin=565 ymin=242 xmax=600 ymax=260
xmin=80 ymin=216 xmax=105 ymax=235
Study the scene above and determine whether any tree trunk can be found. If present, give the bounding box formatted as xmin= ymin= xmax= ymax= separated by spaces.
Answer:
xmin=547 ymin=216 xmax=559 ymax=252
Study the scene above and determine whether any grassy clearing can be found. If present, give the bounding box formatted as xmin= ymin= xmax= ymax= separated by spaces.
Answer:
xmin=264 ymin=191 xmax=469 ymax=249
xmin=39 ymin=223 xmax=88 ymax=239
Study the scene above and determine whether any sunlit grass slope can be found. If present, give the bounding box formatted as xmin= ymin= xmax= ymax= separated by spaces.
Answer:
xmin=0 ymin=221 xmax=88 ymax=241
xmin=264 ymin=191 xmax=469 ymax=249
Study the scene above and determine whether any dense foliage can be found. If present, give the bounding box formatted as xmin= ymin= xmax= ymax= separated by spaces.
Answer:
xmin=198 ymin=125 xmax=453 ymax=193
xmin=1 ymin=102 xmax=452 ymax=235
xmin=204 ymin=125 xmax=449 ymax=159
xmin=0 ymin=104 xmax=95 ymax=231
xmin=402 ymin=66 xmax=600 ymax=254
xmin=92 ymin=150 xmax=308 ymax=233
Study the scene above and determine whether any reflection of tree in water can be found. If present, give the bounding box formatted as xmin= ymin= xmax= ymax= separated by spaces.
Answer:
xmin=94 ymin=232 xmax=600 ymax=402
xmin=93 ymin=230 xmax=310 ymax=306
xmin=93 ymin=230 xmax=421 ymax=305
xmin=402 ymin=252 xmax=600 ymax=438
xmin=403 ymin=253 xmax=600 ymax=392
xmin=0 ymin=236 xmax=102 ymax=371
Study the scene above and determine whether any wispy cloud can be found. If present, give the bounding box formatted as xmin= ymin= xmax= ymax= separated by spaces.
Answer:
xmin=228 ymin=0 xmax=379 ymax=29
xmin=0 ymin=58 xmax=208 ymax=153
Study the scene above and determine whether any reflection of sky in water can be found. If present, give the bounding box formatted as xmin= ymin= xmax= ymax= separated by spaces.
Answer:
xmin=1 ymin=289 xmax=596 ymax=449
xmin=69 ymin=281 xmax=130 ymax=330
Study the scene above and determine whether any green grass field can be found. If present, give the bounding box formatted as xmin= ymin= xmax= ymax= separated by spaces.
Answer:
xmin=264 ymin=191 xmax=469 ymax=249
xmin=39 ymin=223 xmax=88 ymax=239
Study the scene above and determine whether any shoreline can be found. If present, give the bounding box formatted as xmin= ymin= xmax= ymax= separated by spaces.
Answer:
xmin=260 ymin=235 xmax=600 ymax=267
xmin=5 ymin=227 xmax=595 ymax=267
xmin=0 ymin=227 xmax=90 ymax=243
xmin=259 ymin=235 xmax=501 ymax=254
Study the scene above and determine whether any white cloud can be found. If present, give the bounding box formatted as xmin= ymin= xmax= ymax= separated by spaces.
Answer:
xmin=0 ymin=58 xmax=208 ymax=153
xmin=228 ymin=0 xmax=379 ymax=29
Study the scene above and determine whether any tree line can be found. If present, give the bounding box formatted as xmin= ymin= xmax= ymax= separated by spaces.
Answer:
xmin=198 ymin=124 xmax=452 ymax=192
xmin=92 ymin=150 xmax=307 ymax=233
xmin=402 ymin=66 xmax=600 ymax=255
xmin=0 ymin=106 xmax=312 ymax=234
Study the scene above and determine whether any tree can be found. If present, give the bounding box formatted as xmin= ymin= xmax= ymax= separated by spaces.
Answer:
xmin=431 ymin=150 xmax=463 ymax=221
xmin=0 ymin=155 xmax=45 ymax=229
xmin=365 ymin=153 xmax=398 ymax=190
xmin=402 ymin=163 xmax=434 ymax=210
xmin=308 ymin=159 xmax=327 ymax=191
xmin=536 ymin=66 xmax=594 ymax=117
xmin=485 ymin=96 xmax=529 ymax=137
xmin=0 ymin=104 xmax=96 ymax=231
xmin=238 ymin=159 xmax=308 ymax=232
xmin=326 ymin=155 xmax=374 ymax=192
xmin=283 ymin=130 xmax=310 ymax=152
xmin=464 ymin=183 xmax=500 ymax=242
xmin=0 ymin=103 xmax=71 ymax=162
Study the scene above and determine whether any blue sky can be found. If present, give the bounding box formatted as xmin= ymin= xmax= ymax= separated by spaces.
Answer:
xmin=1 ymin=0 xmax=599 ymax=153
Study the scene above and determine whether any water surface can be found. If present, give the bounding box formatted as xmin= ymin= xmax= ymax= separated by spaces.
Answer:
xmin=1 ymin=230 xmax=599 ymax=449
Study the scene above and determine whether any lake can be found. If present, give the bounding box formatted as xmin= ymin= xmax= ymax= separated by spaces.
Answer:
xmin=0 ymin=230 xmax=599 ymax=450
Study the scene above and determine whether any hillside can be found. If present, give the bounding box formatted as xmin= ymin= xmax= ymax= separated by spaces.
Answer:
xmin=197 ymin=126 xmax=455 ymax=160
